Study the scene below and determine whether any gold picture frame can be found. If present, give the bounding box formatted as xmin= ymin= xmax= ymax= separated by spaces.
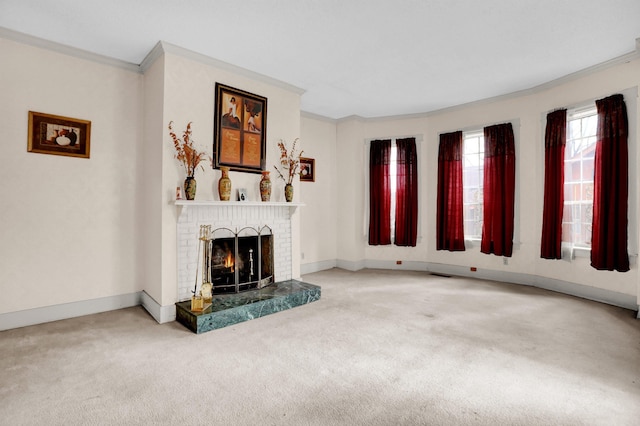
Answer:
xmin=213 ymin=83 xmax=267 ymax=174
xmin=28 ymin=111 xmax=91 ymax=159
xmin=300 ymin=157 xmax=315 ymax=182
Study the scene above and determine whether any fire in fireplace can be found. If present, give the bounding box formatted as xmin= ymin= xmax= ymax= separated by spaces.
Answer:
xmin=201 ymin=226 xmax=274 ymax=294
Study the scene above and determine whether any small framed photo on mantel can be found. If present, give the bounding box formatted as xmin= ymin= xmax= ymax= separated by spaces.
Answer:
xmin=300 ymin=157 xmax=315 ymax=182
xmin=28 ymin=111 xmax=91 ymax=159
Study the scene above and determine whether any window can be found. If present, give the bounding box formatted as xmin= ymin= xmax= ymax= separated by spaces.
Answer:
xmin=562 ymin=107 xmax=597 ymax=248
xmin=462 ymin=131 xmax=484 ymax=239
xmin=389 ymin=143 xmax=398 ymax=242
xmin=368 ymin=137 xmax=418 ymax=246
xmin=455 ymin=124 xmax=516 ymax=254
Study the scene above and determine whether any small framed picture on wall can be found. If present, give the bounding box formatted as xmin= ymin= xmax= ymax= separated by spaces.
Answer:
xmin=300 ymin=157 xmax=315 ymax=182
xmin=28 ymin=111 xmax=91 ymax=159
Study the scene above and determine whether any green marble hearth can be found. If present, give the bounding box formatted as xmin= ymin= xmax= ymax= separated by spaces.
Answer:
xmin=175 ymin=280 xmax=321 ymax=334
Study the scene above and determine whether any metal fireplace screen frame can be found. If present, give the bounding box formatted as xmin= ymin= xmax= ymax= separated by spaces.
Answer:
xmin=202 ymin=225 xmax=274 ymax=294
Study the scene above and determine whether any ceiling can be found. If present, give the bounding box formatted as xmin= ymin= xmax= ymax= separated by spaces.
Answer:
xmin=1 ymin=0 xmax=639 ymax=119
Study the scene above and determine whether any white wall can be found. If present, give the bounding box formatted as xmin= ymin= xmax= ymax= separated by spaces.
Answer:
xmin=300 ymin=114 xmax=338 ymax=273
xmin=0 ymin=37 xmax=143 ymax=314
xmin=429 ymin=62 xmax=639 ymax=300
xmin=328 ymin=57 xmax=640 ymax=307
xmin=333 ymin=118 xmax=367 ymax=269
xmin=139 ymin=51 xmax=165 ymax=306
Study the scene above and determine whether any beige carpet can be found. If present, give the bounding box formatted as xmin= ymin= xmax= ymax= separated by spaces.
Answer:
xmin=1 ymin=268 xmax=639 ymax=425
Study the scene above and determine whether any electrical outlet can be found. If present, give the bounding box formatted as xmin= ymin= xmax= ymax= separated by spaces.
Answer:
xmin=301 ymin=252 xmax=305 ymax=260
xmin=470 ymin=267 xmax=477 ymax=272
xmin=503 ymin=257 xmax=508 ymax=265
xmin=396 ymin=260 xmax=402 ymax=265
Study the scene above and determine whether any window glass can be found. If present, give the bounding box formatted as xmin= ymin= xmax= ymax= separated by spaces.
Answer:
xmin=389 ymin=143 xmax=397 ymax=242
xmin=562 ymin=107 xmax=597 ymax=247
xmin=462 ymin=131 xmax=484 ymax=239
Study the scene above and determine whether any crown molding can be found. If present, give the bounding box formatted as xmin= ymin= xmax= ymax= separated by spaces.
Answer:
xmin=139 ymin=41 xmax=165 ymax=74
xmin=0 ymin=27 xmax=140 ymax=73
xmin=334 ymin=38 xmax=640 ymax=123
xmin=155 ymin=41 xmax=305 ymax=96
xmin=526 ymin=40 xmax=640 ymax=96
xmin=3 ymin=26 xmax=637 ymax=121
xmin=336 ymin=114 xmax=367 ymax=123
xmin=0 ymin=26 xmax=306 ymax=97
xmin=300 ymin=110 xmax=337 ymax=123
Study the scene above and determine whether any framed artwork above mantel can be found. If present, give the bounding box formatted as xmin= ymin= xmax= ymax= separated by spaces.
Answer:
xmin=213 ymin=83 xmax=267 ymax=174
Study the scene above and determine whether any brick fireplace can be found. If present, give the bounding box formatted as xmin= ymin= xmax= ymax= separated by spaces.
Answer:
xmin=176 ymin=201 xmax=300 ymax=301
xmin=174 ymin=200 xmax=321 ymax=334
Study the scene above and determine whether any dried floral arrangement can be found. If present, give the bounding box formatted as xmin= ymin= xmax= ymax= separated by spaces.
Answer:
xmin=168 ymin=121 xmax=210 ymax=177
xmin=274 ymin=138 xmax=303 ymax=185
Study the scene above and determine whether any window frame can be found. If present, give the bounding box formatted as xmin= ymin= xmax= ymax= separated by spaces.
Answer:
xmin=462 ymin=130 xmax=485 ymax=241
xmin=364 ymin=136 xmax=422 ymax=246
xmin=562 ymin=106 xmax=597 ymax=252
xmin=389 ymin=142 xmax=398 ymax=243
xmin=458 ymin=120 xmax=520 ymax=250
xmin=550 ymin=87 xmax=637 ymax=261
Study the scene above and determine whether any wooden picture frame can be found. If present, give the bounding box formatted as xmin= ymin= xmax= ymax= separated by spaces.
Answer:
xmin=213 ymin=83 xmax=267 ymax=174
xmin=300 ymin=157 xmax=315 ymax=182
xmin=28 ymin=111 xmax=91 ymax=159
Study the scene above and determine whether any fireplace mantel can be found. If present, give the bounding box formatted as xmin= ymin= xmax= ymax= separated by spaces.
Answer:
xmin=175 ymin=200 xmax=304 ymax=216
xmin=175 ymin=200 xmax=304 ymax=207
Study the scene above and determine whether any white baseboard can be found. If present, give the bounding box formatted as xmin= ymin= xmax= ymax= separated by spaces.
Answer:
xmin=0 ymin=291 xmax=178 ymax=331
xmin=424 ymin=262 xmax=637 ymax=311
xmin=344 ymin=259 xmax=639 ymax=313
xmin=2 ymin=263 xmax=636 ymax=331
xmin=301 ymin=259 xmax=337 ymax=275
xmin=365 ymin=259 xmax=430 ymax=271
xmin=140 ymin=291 xmax=176 ymax=324
xmin=0 ymin=292 xmax=142 ymax=331
xmin=336 ymin=259 xmax=366 ymax=271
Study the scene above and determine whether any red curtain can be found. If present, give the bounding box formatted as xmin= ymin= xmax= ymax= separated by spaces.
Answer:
xmin=591 ymin=94 xmax=629 ymax=272
xmin=395 ymin=138 xmax=418 ymax=246
xmin=436 ymin=131 xmax=465 ymax=251
xmin=369 ymin=139 xmax=391 ymax=245
xmin=481 ymin=123 xmax=515 ymax=257
xmin=540 ymin=109 xmax=566 ymax=259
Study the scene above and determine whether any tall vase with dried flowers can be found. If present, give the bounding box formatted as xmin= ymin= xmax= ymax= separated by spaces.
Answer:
xmin=273 ymin=138 xmax=303 ymax=202
xmin=168 ymin=121 xmax=210 ymax=200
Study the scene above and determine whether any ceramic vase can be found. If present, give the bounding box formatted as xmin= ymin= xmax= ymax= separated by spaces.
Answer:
xmin=218 ymin=167 xmax=231 ymax=201
xmin=184 ymin=176 xmax=197 ymax=200
xmin=284 ymin=183 xmax=294 ymax=202
xmin=260 ymin=171 xmax=272 ymax=202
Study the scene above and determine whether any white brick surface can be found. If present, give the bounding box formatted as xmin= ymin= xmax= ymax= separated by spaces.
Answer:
xmin=176 ymin=205 xmax=294 ymax=301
